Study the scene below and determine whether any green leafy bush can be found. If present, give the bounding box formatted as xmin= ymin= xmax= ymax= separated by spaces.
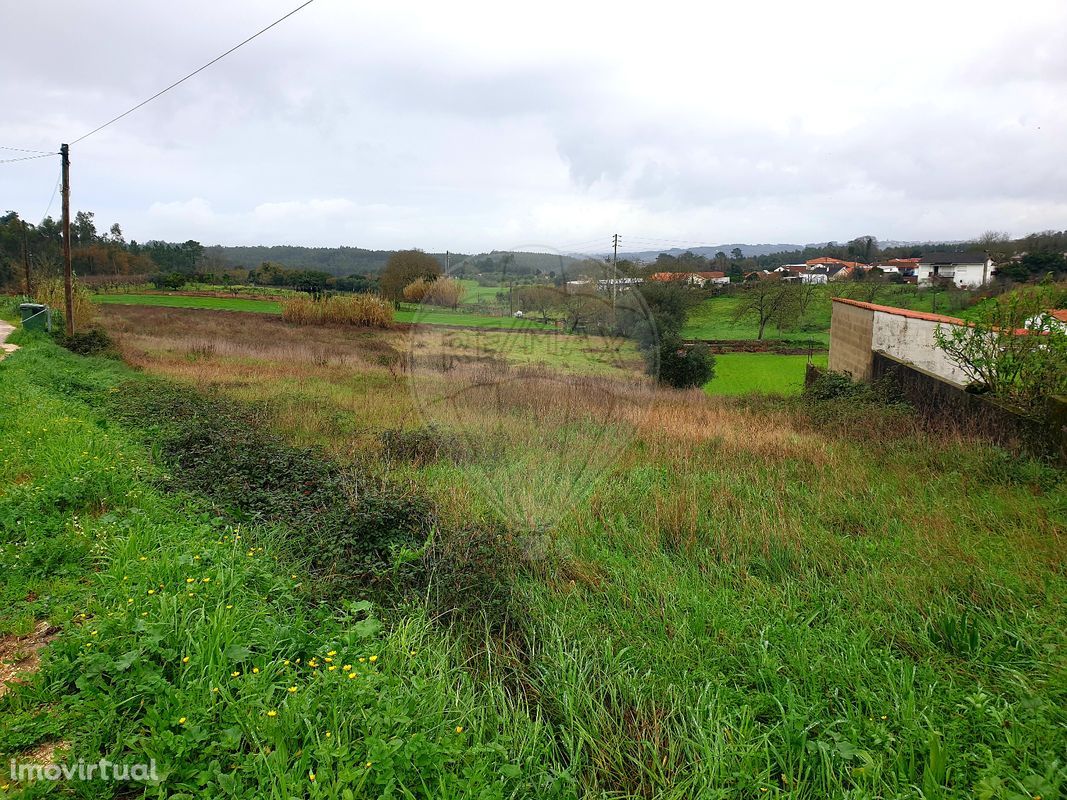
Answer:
xmin=653 ymin=337 xmax=716 ymax=389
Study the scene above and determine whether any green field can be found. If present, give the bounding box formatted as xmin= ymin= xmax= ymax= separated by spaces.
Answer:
xmin=2 ymin=318 xmax=1064 ymax=798
xmin=92 ymin=292 xmax=552 ymax=330
xmin=681 ymin=285 xmax=951 ymax=343
xmin=704 ymin=352 xmax=828 ymax=396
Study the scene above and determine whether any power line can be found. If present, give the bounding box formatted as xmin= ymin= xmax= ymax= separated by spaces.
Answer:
xmin=42 ymin=173 xmax=62 ymax=222
xmin=0 ymin=153 xmax=58 ymax=165
xmin=71 ymin=0 xmax=318 ymax=145
xmin=0 ymin=145 xmax=56 ymax=155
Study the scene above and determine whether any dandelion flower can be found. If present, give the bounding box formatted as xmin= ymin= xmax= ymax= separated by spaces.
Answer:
xmin=369 ymin=655 xmax=378 ymax=663
xmin=365 ymin=761 xmax=372 ymax=768
xmin=182 ymin=656 xmax=190 ymax=664
xmin=328 ymin=665 xmax=337 ymax=671
xmin=358 ymin=657 xmax=365 ymax=663
xmin=308 ymin=771 xmax=315 ymax=782
xmin=327 ymin=650 xmax=337 ymax=656
xmin=288 ymin=686 xmax=298 ymax=693
xmin=252 ymin=667 xmax=260 ymax=674
xmin=342 ymin=665 xmax=351 ymax=672
xmin=231 ymin=671 xmax=241 ymax=677
xmin=127 ymin=598 xmax=133 ymax=604
xmin=283 ymin=660 xmax=291 ymax=666
xmin=455 ymin=726 xmax=463 ymax=734
xmin=179 ymin=717 xmax=187 ymax=725
xmin=212 ymin=687 xmax=219 ymax=693
xmin=324 ymin=731 xmax=331 ymax=738
xmin=226 ymin=604 xmax=233 ymax=609
xmin=148 ymin=590 xmax=155 ymax=595
xmin=267 ymin=710 xmax=277 ymax=718
xmin=186 ymin=578 xmax=195 ymax=584
xmin=348 ymin=673 xmax=357 ymax=680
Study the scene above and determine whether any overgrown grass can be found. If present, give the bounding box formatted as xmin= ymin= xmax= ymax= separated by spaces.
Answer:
xmin=3 ymin=319 xmax=1066 ymax=799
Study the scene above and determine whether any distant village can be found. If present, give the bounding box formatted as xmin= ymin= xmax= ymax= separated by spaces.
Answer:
xmin=570 ymin=252 xmax=1000 ymax=293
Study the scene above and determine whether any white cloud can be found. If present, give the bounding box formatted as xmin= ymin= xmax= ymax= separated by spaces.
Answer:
xmin=2 ymin=0 xmax=1065 ymax=252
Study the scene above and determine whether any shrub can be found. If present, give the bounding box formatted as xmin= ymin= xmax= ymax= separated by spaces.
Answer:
xmin=423 ymin=277 xmax=465 ymax=308
xmin=150 ymin=272 xmax=187 ymax=290
xmin=652 ymin=337 xmax=715 ymax=389
xmin=402 ymin=278 xmax=432 ymax=303
xmin=281 ymin=294 xmax=393 ymax=328
xmin=52 ymin=326 xmax=114 ymax=356
xmin=31 ymin=278 xmax=95 ymax=331
xmin=934 ymin=284 xmax=1067 ymax=410
xmin=404 ymin=277 xmax=465 ymax=308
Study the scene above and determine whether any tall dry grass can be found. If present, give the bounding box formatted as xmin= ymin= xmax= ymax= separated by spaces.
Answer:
xmin=32 ymin=278 xmax=95 ymax=330
xmin=282 ymin=294 xmax=394 ymax=328
xmin=403 ymin=277 xmax=465 ymax=308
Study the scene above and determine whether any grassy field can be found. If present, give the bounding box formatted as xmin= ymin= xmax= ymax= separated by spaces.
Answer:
xmin=1 ymin=307 xmax=1064 ymax=798
xmin=92 ymin=292 xmax=553 ymax=330
xmin=704 ymin=353 xmax=828 ymax=396
xmin=681 ymin=285 xmax=960 ymax=343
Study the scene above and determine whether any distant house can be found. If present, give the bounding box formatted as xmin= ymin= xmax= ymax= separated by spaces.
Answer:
xmin=916 ymin=252 xmax=993 ymax=288
xmin=648 ymin=271 xmax=727 ymax=287
xmin=1026 ymin=309 xmax=1067 ymax=331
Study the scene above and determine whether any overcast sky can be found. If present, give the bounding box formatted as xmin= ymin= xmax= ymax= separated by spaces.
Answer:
xmin=2 ymin=0 xmax=1065 ymax=253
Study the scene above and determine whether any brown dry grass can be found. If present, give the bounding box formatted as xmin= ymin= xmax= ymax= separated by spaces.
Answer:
xmin=282 ymin=294 xmax=393 ymax=327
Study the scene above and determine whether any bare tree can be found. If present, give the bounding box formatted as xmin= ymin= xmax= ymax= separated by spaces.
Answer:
xmin=732 ymin=279 xmax=799 ymax=339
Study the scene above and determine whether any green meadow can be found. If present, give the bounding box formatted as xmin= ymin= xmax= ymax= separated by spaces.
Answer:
xmin=704 ymin=353 xmax=828 ymax=396
xmin=1 ymin=311 xmax=1064 ymax=798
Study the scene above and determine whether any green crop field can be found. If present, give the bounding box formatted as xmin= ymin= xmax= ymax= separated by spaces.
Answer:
xmin=704 ymin=352 xmax=827 ymax=396
xmin=92 ymin=292 xmax=553 ymax=330
xmin=1 ymin=307 xmax=1064 ymax=799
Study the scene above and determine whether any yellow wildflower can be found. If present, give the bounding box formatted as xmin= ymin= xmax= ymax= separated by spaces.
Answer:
xmin=455 ymin=726 xmax=463 ymax=734
xmin=267 ymin=710 xmax=277 ymax=718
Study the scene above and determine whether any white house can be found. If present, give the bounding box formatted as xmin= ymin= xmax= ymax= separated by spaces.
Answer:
xmin=916 ymin=253 xmax=993 ymax=288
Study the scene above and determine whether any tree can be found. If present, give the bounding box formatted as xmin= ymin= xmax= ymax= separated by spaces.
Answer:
xmin=934 ymin=284 xmax=1067 ymax=409
xmin=846 ymin=235 xmax=879 ymax=263
xmin=732 ymin=279 xmax=799 ymax=339
xmin=514 ymin=285 xmax=564 ymax=323
xmin=379 ymin=250 xmax=442 ymax=302
xmin=731 ymin=247 xmax=743 ymax=261
xmin=72 ymin=211 xmax=97 ymax=246
xmin=617 ymin=281 xmax=691 ymax=350
xmin=997 ymin=251 xmax=1067 ymax=283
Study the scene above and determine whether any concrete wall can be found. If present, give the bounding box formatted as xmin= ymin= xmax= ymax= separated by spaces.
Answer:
xmin=829 ymin=298 xmax=974 ymax=386
xmin=828 ymin=301 xmax=875 ymax=379
xmin=871 ymin=313 xmax=970 ymax=386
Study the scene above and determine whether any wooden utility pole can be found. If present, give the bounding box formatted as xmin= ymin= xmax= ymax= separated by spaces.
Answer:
xmin=60 ymin=143 xmax=73 ymax=336
xmin=611 ymin=233 xmax=620 ymax=310
xmin=21 ymin=218 xmax=31 ymax=296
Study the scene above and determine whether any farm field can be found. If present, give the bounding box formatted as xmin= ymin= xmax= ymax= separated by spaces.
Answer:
xmin=1 ymin=303 xmax=1064 ymax=798
xmin=704 ymin=353 xmax=828 ymax=396
xmin=92 ymin=292 xmax=554 ymax=330
xmin=681 ymin=285 xmax=958 ymax=343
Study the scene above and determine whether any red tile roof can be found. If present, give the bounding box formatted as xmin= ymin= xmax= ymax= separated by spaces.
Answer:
xmin=1050 ymin=309 xmax=1067 ymax=323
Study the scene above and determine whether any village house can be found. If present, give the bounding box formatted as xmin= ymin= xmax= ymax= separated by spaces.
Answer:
xmin=648 ymin=271 xmax=728 ymax=287
xmin=915 ymin=252 xmax=993 ymax=288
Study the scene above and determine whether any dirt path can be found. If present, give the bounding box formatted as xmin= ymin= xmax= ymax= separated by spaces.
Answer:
xmin=0 ymin=320 xmax=18 ymax=360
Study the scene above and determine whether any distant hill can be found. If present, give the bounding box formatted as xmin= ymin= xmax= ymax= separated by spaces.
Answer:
xmin=620 ymin=244 xmax=805 ymax=261
xmin=202 ymin=245 xmax=459 ymax=276
xmin=203 ymin=245 xmax=590 ymax=278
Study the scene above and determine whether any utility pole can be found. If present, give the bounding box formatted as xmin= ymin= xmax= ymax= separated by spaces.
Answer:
xmin=21 ymin=218 xmax=31 ymax=296
xmin=61 ymin=143 xmax=74 ymax=336
xmin=445 ymin=250 xmax=450 ymax=275
xmin=611 ymin=233 xmax=620 ymax=310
